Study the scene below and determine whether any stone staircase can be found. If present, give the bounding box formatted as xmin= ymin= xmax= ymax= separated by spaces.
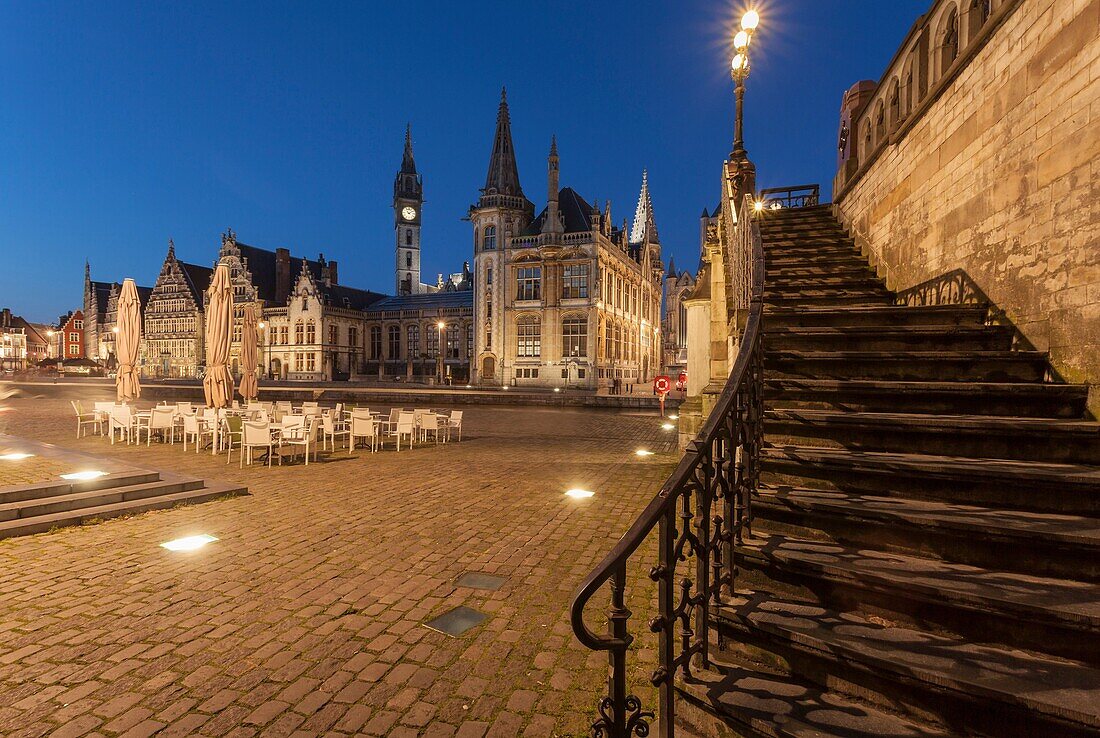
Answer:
xmin=677 ymin=205 xmax=1100 ymax=737
xmin=0 ymin=468 xmax=246 ymax=539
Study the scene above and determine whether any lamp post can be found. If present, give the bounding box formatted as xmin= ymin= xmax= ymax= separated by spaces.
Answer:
xmin=730 ymin=9 xmax=759 ymax=204
xmin=436 ymin=321 xmax=445 ymax=384
xmin=257 ymin=321 xmax=267 ymax=379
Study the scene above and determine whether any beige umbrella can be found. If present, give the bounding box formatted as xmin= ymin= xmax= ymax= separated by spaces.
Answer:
xmin=115 ymin=279 xmax=142 ymax=402
xmin=203 ymin=263 xmax=235 ymax=408
xmin=238 ymin=303 xmax=260 ymax=401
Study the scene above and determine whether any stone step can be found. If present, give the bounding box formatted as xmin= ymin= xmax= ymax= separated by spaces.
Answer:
xmin=759 ymin=224 xmax=849 ymax=237
xmin=767 ymin=264 xmax=876 ymax=280
xmin=764 ymin=294 xmax=896 ymax=308
xmin=765 ymin=252 xmax=868 ymax=269
xmin=764 ymin=276 xmax=887 ymax=291
xmin=764 ymin=408 xmax=1100 ymax=464
xmin=764 ymin=379 xmax=1090 ymax=418
xmin=763 ymin=304 xmax=988 ymax=328
xmin=0 ymin=470 xmax=161 ymax=505
xmin=676 ymin=663 xmax=948 ymax=738
xmin=764 ymin=288 xmax=893 ymax=302
xmin=0 ymin=481 xmax=247 ymax=540
xmin=764 ymin=325 xmax=1015 ymax=352
xmin=765 ymin=349 xmax=1049 ymax=382
xmin=714 ymin=594 xmax=1100 ymax=738
xmin=762 ymin=242 xmax=860 ymax=257
xmin=770 ymin=262 xmax=871 ymax=280
xmin=0 ymin=475 xmax=206 ymax=522
xmin=761 ymin=445 xmax=1100 ymax=514
xmin=752 ymin=486 xmax=1100 ymax=587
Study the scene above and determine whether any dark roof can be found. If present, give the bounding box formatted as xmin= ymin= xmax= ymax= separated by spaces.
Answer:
xmin=179 ymin=261 xmax=213 ymax=305
xmin=319 ymin=283 xmax=388 ymax=311
xmin=236 ymin=243 xmax=326 ymax=303
xmin=136 ymin=286 xmax=153 ymax=310
xmin=90 ymin=281 xmax=114 ymax=321
xmin=369 ymin=291 xmax=474 ymax=312
xmin=523 ymin=187 xmax=595 ymax=236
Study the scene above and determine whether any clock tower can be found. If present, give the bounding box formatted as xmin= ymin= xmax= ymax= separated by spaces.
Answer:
xmin=394 ymin=124 xmax=424 ymax=295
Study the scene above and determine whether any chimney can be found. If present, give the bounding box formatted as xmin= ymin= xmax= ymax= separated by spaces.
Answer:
xmin=327 ymin=259 xmax=338 ymax=285
xmin=275 ymin=248 xmax=291 ymax=303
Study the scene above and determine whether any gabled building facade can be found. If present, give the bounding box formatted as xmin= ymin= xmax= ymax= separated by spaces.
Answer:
xmin=143 ymin=240 xmax=211 ymax=377
xmin=470 ymin=91 xmax=664 ymax=389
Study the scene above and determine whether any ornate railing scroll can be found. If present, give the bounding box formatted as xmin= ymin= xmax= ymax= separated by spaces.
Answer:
xmin=570 ymin=193 xmax=766 ymax=738
xmin=758 ymin=184 xmax=820 ymax=209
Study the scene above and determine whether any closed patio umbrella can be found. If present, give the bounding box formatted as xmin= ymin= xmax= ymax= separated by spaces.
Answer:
xmin=238 ymin=303 xmax=260 ymax=401
xmin=115 ymin=279 xmax=142 ymax=402
xmin=203 ymin=263 xmax=235 ymax=408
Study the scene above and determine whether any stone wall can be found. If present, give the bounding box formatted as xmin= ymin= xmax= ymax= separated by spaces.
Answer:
xmin=834 ymin=0 xmax=1099 ymax=411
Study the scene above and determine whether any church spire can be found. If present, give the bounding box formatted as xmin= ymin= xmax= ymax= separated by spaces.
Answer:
xmin=542 ymin=136 xmax=562 ymax=236
xmin=401 ymin=123 xmax=417 ymax=175
xmin=482 ymin=87 xmax=524 ymax=197
xmin=630 ymin=169 xmax=659 ymax=244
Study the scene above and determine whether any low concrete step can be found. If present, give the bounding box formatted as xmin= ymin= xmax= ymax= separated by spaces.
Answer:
xmin=763 ymin=304 xmax=988 ymax=328
xmin=0 ymin=481 xmax=246 ymax=540
xmin=764 ymin=408 xmax=1100 ymax=463
xmin=676 ymin=664 xmax=947 ymax=738
xmin=715 ymin=594 xmax=1100 ymax=738
xmin=764 ymin=379 xmax=1090 ymax=418
xmin=0 ymin=475 xmax=206 ymax=522
xmin=764 ymin=324 xmax=1015 ymax=352
xmin=761 ymin=445 xmax=1100 ymax=514
xmin=0 ymin=470 xmax=161 ymax=505
xmin=765 ymin=349 xmax=1049 ymax=382
xmin=753 ymin=485 xmax=1100 ymax=584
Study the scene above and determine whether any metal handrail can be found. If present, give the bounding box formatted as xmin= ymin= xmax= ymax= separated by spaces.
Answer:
xmin=759 ymin=184 xmax=820 ymax=208
xmin=570 ymin=193 xmax=765 ymax=737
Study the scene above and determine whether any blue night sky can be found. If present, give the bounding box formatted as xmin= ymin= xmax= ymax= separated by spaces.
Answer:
xmin=0 ymin=0 xmax=928 ymax=323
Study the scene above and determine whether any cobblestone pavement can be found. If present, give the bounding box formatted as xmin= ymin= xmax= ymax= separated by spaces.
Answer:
xmin=0 ymin=399 xmax=674 ymax=737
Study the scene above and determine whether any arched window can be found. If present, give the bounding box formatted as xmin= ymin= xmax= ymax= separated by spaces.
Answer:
xmin=406 ymin=251 xmax=412 ymax=268
xmin=305 ymin=320 xmax=316 ymax=345
xmin=482 ymin=225 xmax=497 ymax=251
xmin=516 ymin=315 xmax=540 ymax=357
xmin=388 ymin=325 xmax=400 ymax=358
xmin=294 ymin=320 xmax=304 ymax=345
xmin=407 ymin=323 xmax=420 ymax=356
xmin=904 ymin=67 xmax=915 ymax=116
xmin=940 ymin=6 xmax=960 ymax=77
xmin=562 ymin=316 xmax=587 ymax=357
xmin=874 ymin=102 xmax=886 ymax=143
xmin=405 ymin=229 xmax=412 ymax=246
xmin=369 ymin=326 xmax=382 ymax=359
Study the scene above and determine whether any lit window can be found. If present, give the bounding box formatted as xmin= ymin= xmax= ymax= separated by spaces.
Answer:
xmin=517 ymin=316 xmax=541 ymax=357
xmin=516 ymin=267 xmax=541 ymax=301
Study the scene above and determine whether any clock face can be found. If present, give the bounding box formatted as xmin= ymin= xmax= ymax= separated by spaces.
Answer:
xmin=402 ymin=206 xmax=417 ymax=221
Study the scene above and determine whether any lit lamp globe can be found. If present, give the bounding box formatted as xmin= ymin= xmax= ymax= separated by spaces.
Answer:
xmin=741 ymin=9 xmax=759 ymax=30
xmin=731 ymin=54 xmax=747 ymax=72
xmin=734 ymin=30 xmax=750 ymax=51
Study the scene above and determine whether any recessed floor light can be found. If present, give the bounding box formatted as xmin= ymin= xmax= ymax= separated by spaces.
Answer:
xmin=160 ymin=534 xmax=218 ymax=551
xmin=661 ymin=423 xmax=675 ymax=431
xmin=668 ymin=414 xmax=679 ymax=420
xmin=565 ymin=488 xmax=594 ymax=499
xmin=635 ymin=449 xmax=655 ymax=457
xmin=60 ymin=470 xmax=107 ymax=481
xmin=553 ymin=388 xmax=561 ymax=393
xmin=0 ymin=453 xmax=34 ymax=461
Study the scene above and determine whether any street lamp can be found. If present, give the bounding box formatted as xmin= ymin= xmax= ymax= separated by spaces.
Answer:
xmin=731 ymin=9 xmax=758 ymax=159
xmin=436 ymin=321 xmax=446 ymax=384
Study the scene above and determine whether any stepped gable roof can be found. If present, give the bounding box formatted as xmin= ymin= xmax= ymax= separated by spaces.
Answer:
xmin=522 ymin=187 xmax=595 ymax=236
xmin=179 ymin=262 xmax=213 ymax=305
xmin=318 ymin=283 xmax=387 ymax=311
xmin=368 ymin=290 xmax=474 ymax=313
xmin=235 ymin=242 xmax=326 ymax=303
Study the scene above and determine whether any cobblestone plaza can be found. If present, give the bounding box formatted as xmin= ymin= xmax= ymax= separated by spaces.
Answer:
xmin=0 ymin=399 xmax=675 ymax=737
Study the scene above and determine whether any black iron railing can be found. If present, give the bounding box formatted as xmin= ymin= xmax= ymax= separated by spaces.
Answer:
xmin=570 ymin=194 xmax=766 ymax=737
xmin=758 ymin=184 xmax=820 ymax=209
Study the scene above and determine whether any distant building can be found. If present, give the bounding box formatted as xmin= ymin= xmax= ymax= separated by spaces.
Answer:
xmin=53 ymin=310 xmax=86 ymax=361
xmin=470 ymin=90 xmax=664 ymax=389
xmin=0 ymin=309 xmax=30 ymax=370
xmin=83 ymin=264 xmax=152 ymax=369
xmin=662 ymin=256 xmax=695 ymax=374
xmin=143 ymin=241 xmax=211 ymax=377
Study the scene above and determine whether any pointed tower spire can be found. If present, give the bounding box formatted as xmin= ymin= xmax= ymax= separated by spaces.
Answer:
xmin=483 ymin=87 xmax=524 ymax=197
xmin=84 ymin=260 xmax=90 ymax=281
xmin=401 ymin=123 xmax=417 ymax=175
xmin=630 ymin=169 xmax=659 ymax=244
xmin=167 ymin=238 xmax=175 ymax=259
xmin=667 ymin=255 xmax=677 ymax=278
xmin=542 ymin=136 xmax=563 ymax=236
